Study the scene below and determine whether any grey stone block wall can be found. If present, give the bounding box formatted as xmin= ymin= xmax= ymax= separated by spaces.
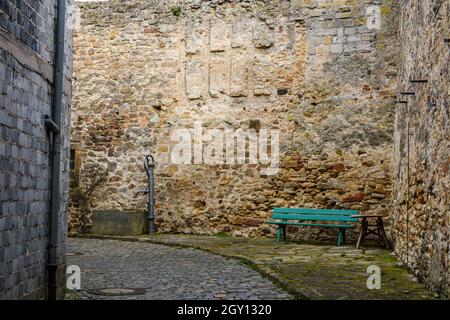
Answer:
xmin=0 ymin=0 xmax=56 ymax=63
xmin=0 ymin=0 xmax=72 ymax=300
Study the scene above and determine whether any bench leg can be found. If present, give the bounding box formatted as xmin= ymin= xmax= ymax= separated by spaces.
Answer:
xmin=356 ymin=218 xmax=368 ymax=249
xmin=337 ymin=229 xmax=344 ymax=246
xmin=276 ymin=225 xmax=282 ymax=242
xmin=282 ymin=225 xmax=287 ymax=241
xmin=377 ymin=217 xmax=390 ymax=249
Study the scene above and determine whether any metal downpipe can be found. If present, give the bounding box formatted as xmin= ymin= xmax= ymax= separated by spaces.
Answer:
xmin=47 ymin=0 xmax=66 ymax=300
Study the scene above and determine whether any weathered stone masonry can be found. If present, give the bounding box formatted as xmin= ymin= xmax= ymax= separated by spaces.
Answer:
xmin=71 ymin=0 xmax=398 ymax=240
xmin=392 ymin=0 xmax=449 ymax=298
xmin=0 ymin=0 xmax=72 ymax=299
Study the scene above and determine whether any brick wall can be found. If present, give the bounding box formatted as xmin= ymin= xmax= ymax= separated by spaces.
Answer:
xmin=0 ymin=0 xmax=72 ymax=300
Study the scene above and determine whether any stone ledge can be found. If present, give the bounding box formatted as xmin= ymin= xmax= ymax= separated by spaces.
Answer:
xmin=0 ymin=28 xmax=53 ymax=83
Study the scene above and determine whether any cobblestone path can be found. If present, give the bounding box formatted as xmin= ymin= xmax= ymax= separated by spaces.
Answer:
xmin=67 ymin=238 xmax=292 ymax=300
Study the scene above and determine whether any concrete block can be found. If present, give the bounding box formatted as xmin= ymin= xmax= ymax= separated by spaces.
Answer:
xmin=91 ymin=210 xmax=148 ymax=236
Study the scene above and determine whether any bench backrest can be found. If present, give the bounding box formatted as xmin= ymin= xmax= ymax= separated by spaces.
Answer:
xmin=272 ymin=207 xmax=359 ymax=222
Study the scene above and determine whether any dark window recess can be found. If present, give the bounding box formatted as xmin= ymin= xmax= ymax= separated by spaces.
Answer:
xmin=277 ymin=89 xmax=288 ymax=96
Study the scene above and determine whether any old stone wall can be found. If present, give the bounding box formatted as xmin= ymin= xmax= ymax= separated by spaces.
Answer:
xmin=0 ymin=0 xmax=72 ymax=299
xmin=392 ymin=0 xmax=449 ymax=298
xmin=70 ymin=0 xmax=398 ymax=240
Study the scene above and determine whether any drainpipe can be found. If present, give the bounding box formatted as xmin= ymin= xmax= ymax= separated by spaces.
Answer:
xmin=47 ymin=0 xmax=67 ymax=300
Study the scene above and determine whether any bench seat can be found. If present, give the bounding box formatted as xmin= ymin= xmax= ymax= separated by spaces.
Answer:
xmin=266 ymin=221 xmax=355 ymax=229
xmin=266 ymin=207 xmax=359 ymax=246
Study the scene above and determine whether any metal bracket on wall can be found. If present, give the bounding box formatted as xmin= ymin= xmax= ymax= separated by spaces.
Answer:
xmin=409 ymin=80 xmax=428 ymax=84
xmin=44 ymin=115 xmax=60 ymax=134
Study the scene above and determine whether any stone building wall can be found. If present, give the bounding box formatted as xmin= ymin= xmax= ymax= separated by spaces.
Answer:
xmin=70 ymin=0 xmax=398 ymax=240
xmin=392 ymin=0 xmax=449 ymax=298
xmin=0 ymin=0 xmax=73 ymax=299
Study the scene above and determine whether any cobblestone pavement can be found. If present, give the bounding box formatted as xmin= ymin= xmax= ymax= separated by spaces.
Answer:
xmin=67 ymin=238 xmax=292 ymax=300
xmin=72 ymin=234 xmax=436 ymax=300
xmin=148 ymin=235 xmax=436 ymax=300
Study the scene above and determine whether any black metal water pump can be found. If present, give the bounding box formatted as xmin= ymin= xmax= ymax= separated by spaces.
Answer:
xmin=135 ymin=155 xmax=156 ymax=234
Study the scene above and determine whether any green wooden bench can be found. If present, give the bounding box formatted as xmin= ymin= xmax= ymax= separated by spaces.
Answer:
xmin=265 ymin=207 xmax=359 ymax=246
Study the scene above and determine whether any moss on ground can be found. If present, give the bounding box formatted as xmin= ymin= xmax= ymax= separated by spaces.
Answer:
xmin=72 ymin=233 xmax=435 ymax=300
